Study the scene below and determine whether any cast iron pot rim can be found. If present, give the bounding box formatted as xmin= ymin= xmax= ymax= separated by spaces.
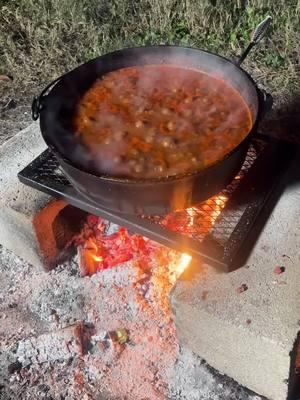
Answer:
xmin=42 ymin=44 xmax=261 ymax=185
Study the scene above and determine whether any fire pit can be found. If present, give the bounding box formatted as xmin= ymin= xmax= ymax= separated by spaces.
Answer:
xmin=18 ymin=134 xmax=293 ymax=271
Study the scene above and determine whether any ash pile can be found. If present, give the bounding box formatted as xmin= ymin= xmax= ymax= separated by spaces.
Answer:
xmin=0 ymin=218 xmax=261 ymax=400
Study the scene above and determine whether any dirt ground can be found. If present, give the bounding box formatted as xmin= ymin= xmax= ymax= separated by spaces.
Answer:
xmin=0 ymin=80 xmax=32 ymax=145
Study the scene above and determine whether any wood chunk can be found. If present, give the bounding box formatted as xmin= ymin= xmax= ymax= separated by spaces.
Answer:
xmin=78 ymin=244 xmax=99 ymax=277
xmin=16 ymin=323 xmax=83 ymax=366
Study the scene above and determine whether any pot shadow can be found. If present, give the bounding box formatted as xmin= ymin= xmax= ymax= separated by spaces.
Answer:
xmin=225 ymin=91 xmax=300 ymax=271
xmin=260 ymin=90 xmax=300 ymax=190
xmin=260 ymin=91 xmax=300 ymax=145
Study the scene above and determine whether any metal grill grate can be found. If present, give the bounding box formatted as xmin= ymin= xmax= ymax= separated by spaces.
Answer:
xmin=18 ymin=135 xmax=292 ymax=271
xmin=26 ymin=150 xmax=70 ymax=186
xmin=142 ymin=142 xmax=264 ymax=243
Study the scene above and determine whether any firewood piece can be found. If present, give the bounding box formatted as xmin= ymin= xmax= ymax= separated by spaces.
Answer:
xmin=78 ymin=245 xmax=99 ymax=276
xmin=16 ymin=323 xmax=83 ymax=367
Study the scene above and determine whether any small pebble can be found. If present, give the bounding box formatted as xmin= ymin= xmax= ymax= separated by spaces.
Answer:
xmin=237 ymin=284 xmax=248 ymax=293
xmin=246 ymin=319 xmax=252 ymax=325
xmin=274 ymin=266 xmax=285 ymax=274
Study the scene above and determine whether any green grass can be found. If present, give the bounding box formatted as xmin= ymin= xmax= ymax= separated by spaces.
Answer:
xmin=0 ymin=0 xmax=300 ymax=97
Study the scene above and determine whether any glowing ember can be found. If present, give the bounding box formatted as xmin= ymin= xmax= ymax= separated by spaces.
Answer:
xmin=76 ymin=215 xmax=193 ymax=280
xmin=91 ymin=254 xmax=103 ymax=262
xmin=210 ymin=194 xmax=228 ymax=223
xmin=161 ymin=193 xmax=228 ymax=240
xmin=77 ymin=190 xmax=227 ymax=277
xmin=77 ymin=219 xmax=160 ymax=276
xmin=186 ymin=207 xmax=195 ymax=227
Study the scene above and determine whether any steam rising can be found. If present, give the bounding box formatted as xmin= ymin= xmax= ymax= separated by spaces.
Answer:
xmin=74 ymin=66 xmax=252 ymax=178
xmin=44 ymin=47 xmax=258 ymax=180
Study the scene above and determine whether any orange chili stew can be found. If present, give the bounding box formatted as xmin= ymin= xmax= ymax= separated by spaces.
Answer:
xmin=74 ymin=65 xmax=252 ymax=179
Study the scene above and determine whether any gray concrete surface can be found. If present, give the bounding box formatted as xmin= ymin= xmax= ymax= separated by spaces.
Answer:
xmin=0 ymin=122 xmax=49 ymax=267
xmin=171 ymin=156 xmax=300 ymax=400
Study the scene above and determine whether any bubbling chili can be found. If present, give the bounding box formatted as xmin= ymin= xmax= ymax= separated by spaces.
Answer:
xmin=74 ymin=65 xmax=252 ymax=179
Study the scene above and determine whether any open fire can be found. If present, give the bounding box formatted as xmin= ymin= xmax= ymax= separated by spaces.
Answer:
xmin=71 ymin=186 xmax=230 ymax=278
xmin=162 ymin=193 xmax=228 ymax=238
xmin=75 ymin=192 xmax=228 ymax=280
xmin=76 ymin=215 xmax=192 ymax=280
xmin=19 ymin=137 xmax=272 ymax=270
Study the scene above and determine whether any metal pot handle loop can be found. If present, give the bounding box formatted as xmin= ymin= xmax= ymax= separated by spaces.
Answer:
xmin=31 ymin=75 xmax=63 ymax=121
xmin=259 ymin=88 xmax=273 ymax=117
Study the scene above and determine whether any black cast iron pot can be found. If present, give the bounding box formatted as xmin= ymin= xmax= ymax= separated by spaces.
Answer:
xmin=32 ymin=18 xmax=273 ymax=215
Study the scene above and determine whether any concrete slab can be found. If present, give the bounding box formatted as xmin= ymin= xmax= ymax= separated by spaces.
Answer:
xmin=0 ymin=122 xmax=49 ymax=267
xmin=171 ymin=156 xmax=300 ymax=400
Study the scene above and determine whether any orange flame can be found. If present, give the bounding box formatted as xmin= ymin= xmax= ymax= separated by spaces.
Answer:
xmin=210 ymin=194 xmax=227 ymax=223
xmin=169 ymin=252 xmax=192 ymax=284
xmin=84 ymin=237 xmax=98 ymax=251
xmin=186 ymin=207 xmax=195 ymax=227
xmin=180 ymin=194 xmax=228 ymax=238
xmin=91 ymin=254 xmax=103 ymax=262
xmin=176 ymin=253 xmax=192 ymax=275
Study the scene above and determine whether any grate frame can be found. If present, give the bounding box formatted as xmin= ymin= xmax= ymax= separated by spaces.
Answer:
xmin=18 ymin=134 xmax=294 ymax=271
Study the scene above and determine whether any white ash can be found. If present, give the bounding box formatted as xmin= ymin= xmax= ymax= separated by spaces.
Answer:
xmin=0 ymin=244 xmax=263 ymax=400
xmin=16 ymin=323 xmax=83 ymax=367
xmin=105 ymin=222 xmax=121 ymax=236
xmin=169 ymin=346 xmax=263 ymax=400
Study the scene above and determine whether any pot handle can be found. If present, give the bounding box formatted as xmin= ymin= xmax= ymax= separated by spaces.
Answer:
xmin=258 ymin=88 xmax=273 ymax=118
xmin=31 ymin=75 xmax=63 ymax=121
xmin=236 ymin=15 xmax=272 ymax=66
